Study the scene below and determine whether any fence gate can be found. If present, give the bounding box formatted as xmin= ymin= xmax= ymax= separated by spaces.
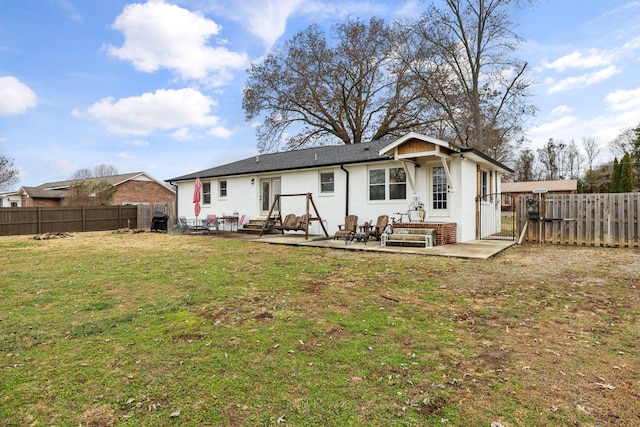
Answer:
xmin=477 ymin=192 xmax=517 ymax=240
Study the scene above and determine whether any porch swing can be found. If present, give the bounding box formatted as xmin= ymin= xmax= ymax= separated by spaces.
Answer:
xmin=259 ymin=192 xmax=329 ymax=239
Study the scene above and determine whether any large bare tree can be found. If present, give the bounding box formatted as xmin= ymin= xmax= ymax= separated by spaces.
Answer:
xmin=402 ymin=0 xmax=536 ymax=163
xmin=243 ymin=18 xmax=436 ymax=152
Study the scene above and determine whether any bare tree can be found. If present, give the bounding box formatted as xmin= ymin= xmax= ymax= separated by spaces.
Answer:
xmin=562 ymin=139 xmax=584 ymax=179
xmin=64 ymin=181 xmax=117 ymax=206
xmin=537 ymin=138 xmax=562 ymax=180
xmin=514 ymin=148 xmax=538 ymax=181
xmin=243 ymin=18 xmax=436 ymax=151
xmin=404 ymin=0 xmax=536 ymax=163
xmin=608 ymin=126 xmax=635 ymax=158
xmin=581 ymin=136 xmax=601 ymax=171
xmin=0 ymin=154 xmax=20 ymax=191
xmin=93 ymin=164 xmax=118 ymax=177
xmin=71 ymin=168 xmax=93 ymax=180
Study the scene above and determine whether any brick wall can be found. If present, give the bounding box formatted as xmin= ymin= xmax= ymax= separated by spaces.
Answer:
xmin=395 ymin=222 xmax=457 ymax=245
xmin=22 ymin=195 xmax=61 ymax=207
xmin=111 ymin=180 xmax=175 ymax=206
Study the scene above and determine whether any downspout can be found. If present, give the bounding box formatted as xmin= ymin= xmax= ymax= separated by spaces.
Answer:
xmin=169 ymin=181 xmax=178 ymax=221
xmin=340 ymin=164 xmax=349 ymax=216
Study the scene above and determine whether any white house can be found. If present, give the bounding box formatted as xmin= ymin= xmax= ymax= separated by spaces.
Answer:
xmin=0 ymin=191 xmax=21 ymax=208
xmin=167 ymin=132 xmax=512 ymax=244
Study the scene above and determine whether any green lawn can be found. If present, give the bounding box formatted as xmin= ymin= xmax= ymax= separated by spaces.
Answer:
xmin=1 ymin=232 xmax=638 ymax=426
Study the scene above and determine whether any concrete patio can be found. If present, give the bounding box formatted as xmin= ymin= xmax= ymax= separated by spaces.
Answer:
xmin=236 ymin=232 xmax=517 ymax=260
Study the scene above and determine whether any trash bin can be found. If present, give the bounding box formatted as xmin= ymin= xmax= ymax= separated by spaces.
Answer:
xmin=150 ymin=211 xmax=169 ymax=232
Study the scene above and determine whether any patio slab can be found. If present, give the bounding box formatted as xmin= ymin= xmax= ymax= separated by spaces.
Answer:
xmin=238 ymin=233 xmax=516 ymax=259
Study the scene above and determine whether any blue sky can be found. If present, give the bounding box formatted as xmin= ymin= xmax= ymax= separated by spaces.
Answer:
xmin=1 ymin=0 xmax=639 ymax=188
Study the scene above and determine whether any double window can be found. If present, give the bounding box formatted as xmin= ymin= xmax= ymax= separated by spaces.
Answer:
xmin=369 ymin=167 xmax=406 ymax=201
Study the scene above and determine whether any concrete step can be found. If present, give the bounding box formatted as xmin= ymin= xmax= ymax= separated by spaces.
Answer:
xmin=384 ymin=227 xmax=435 ymax=248
xmin=238 ymin=218 xmax=278 ymax=234
xmin=388 ymin=234 xmax=430 ymax=242
xmin=392 ymin=228 xmax=435 ymax=236
xmin=385 ymin=239 xmax=432 ymax=248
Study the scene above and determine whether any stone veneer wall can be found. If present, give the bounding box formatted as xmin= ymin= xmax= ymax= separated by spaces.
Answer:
xmin=394 ymin=222 xmax=457 ymax=245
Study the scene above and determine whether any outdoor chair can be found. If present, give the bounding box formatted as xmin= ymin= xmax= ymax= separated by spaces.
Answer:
xmin=175 ymin=216 xmax=190 ymax=234
xmin=368 ymin=215 xmax=389 ymax=241
xmin=206 ymin=214 xmax=218 ymax=234
xmin=333 ymin=215 xmax=358 ymax=240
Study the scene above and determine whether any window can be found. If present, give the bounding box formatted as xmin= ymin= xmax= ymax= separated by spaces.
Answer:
xmin=481 ymin=171 xmax=488 ymax=201
xmin=432 ymin=166 xmax=447 ymax=210
xmin=219 ymin=180 xmax=227 ymax=198
xmin=202 ymin=182 xmax=211 ymax=204
xmin=389 ymin=168 xmax=406 ymax=200
xmin=320 ymin=172 xmax=334 ymax=193
xmin=369 ymin=169 xmax=385 ymax=200
xmin=369 ymin=167 xmax=406 ymax=201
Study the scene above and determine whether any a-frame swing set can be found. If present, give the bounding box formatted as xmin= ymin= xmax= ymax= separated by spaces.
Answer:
xmin=259 ymin=192 xmax=329 ymax=239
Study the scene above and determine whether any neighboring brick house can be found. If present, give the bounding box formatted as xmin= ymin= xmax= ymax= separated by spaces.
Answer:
xmin=18 ymin=172 xmax=175 ymax=208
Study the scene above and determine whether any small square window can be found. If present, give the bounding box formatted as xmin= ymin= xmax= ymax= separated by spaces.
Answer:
xmin=320 ymin=172 xmax=334 ymax=193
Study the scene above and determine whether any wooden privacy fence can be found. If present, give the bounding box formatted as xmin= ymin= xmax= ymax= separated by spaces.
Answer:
xmin=517 ymin=193 xmax=640 ymax=247
xmin=0 ymin=203 xmax=176 ymax=236
xmin=136 ymin=203 xmax=175 ymax=230
xmin=0 ymin=206 xmax=138 ymax=236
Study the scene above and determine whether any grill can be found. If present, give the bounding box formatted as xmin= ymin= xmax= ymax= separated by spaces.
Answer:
xmin=150 ymin=211 xmax=169 ymax=232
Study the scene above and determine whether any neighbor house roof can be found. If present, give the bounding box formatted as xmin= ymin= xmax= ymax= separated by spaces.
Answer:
xmin=502 ymin=179 xmax=578 ymax=193
xmin=167 ymin=139 xmax=396 ymax=182
xmin=20 ymin=171 xmax=175 ymax=198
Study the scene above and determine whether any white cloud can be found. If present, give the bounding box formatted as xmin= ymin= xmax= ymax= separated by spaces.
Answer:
xmin=546 ymin=65 xmax=619 ymax=94
xmin=551 ymin=105 xmax=573 ymax=115
xmin=172 ymin=127 xmax=196 ymax=141
xmin=76 ymin=88 xmax=220 ymax=136
xmin=0 ymin=76 xmax=37 ymax=116
xmin=541 ymin=49 xmax=612 ymax=72
xmin=207 ymin=126 xmax=234 ymax=138
xmin=605 ymin=87 xmax=640 ymax=112
xmin=296 ymin=0 xmax=389 ymax=21
xmin=528 ymin=116 xmax=578 ymax=138
xmin=57 ymin=0 xmax=83 ymax=22
xmin=237 ymin=0 xmax=302 ymax=50
xmin=203 ymin=0 xmax=396 ymax=50
xmin=106 ymin=1 xmax=248 ymax=83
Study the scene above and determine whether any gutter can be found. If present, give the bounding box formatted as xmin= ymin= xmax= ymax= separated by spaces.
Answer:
xmin=340 ymin=164 xmax=349 ymax=216
xmin=168 ymin=181 xmax=178 ymax=219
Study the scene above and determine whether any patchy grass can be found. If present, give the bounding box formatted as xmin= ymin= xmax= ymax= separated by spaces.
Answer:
xmin=0 ymin=231 xmax=638 ymax=426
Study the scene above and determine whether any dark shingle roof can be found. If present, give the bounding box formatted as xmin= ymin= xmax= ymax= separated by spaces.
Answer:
xmin=167 ymin=139 xmax=395 ymax=182
xmin=35 ymin=172 xmax=146 ymax=190
xmin=20 ymin=172 xmax=175 ymax=198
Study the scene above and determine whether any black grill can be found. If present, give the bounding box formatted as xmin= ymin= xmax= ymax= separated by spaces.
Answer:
xmin=150 ymin=211 xmax=169 ymax=232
